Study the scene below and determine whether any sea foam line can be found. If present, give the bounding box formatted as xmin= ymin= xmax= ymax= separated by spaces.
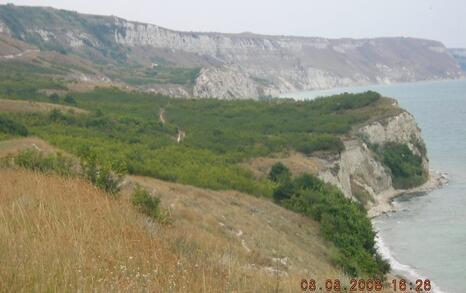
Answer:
xmin=375 ymin=233 xmax=449 ymax=293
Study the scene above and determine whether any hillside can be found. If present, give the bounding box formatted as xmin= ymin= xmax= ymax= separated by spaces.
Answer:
xmin=0 ymin=74 xmax=432 ymax=276
xmin=0 ymin=13 xmax=437 ymax=285
xmin=1 ymin=165 xmax=352 ymax=292
xmin=0 ymin=4 xmax=463 ymax=99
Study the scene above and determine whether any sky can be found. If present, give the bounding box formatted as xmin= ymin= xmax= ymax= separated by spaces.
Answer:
xmin=1 ymin=0 xmax=465 ymax=47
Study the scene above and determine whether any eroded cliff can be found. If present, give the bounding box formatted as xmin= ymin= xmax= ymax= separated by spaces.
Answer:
xmin=318 ymin=107 xmax=429 ymax=205
xmin=0 ymin=4 xmax=463 ymax=99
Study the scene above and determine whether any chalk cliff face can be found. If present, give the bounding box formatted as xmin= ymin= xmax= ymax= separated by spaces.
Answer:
xmin=318 ymin=109 xmax=428 ymax=201
xmin=0 ymin=4 xmax=463 ymax=99
xmin=114 ymin=22 xmax=463 ymax=98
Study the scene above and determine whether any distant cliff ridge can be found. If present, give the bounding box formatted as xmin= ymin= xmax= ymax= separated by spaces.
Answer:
xmin=449 ymin=48 xmax=466 ymax=72
xmin=0 ymin=4 xmax=463 ymax=99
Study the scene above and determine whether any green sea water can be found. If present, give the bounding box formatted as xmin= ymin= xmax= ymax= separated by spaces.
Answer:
xmin=283 ymin=79 xmax=466 ymax=293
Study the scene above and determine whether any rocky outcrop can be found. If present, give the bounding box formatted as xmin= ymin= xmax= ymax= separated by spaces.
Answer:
xmin=317 ymin=110 xmax=428 ymax=202
xmin=319 ymin=140 xmax=393 ymax=200
xmin=0 ymin=4 xmax=463 ymax=99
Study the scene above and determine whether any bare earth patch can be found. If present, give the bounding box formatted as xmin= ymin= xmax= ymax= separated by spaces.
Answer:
xmin=242 ymin=152 xmax=323 ymax=179
xmin=0 ymin=137 xmax=59 ymax=158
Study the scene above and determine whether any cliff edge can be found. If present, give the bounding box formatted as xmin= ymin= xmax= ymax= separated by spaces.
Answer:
xmin=318 ymin=101 xmax=443 ymax=216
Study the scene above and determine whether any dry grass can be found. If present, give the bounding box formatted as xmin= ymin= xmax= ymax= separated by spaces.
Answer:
xmin=0 ymin=135 xmax=400 ymax=292
xmin=126 ymin=176 xmax=351 ymax=287
xmin=241 ymin=152 xmax=323 ymax=179
xmin=0 ymin=167 xmax=349 ymax=292
xmin=0 ymin=137 xmax=59 ymax=158
xmin=0 ymin=98 xmax=88 ymax=114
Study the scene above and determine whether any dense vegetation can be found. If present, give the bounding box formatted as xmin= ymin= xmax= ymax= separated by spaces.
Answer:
xmin=2 ymin=86 xmax=385 ymax=196
xmin=270 ymin=163 xmax=390 ymax=277
xmin=1 ymin=148 xmax=126 ymax=195
xmin=0 ymin=114 xmax=29 ymax=136
xmin=382 ymin=143 xmax=428 ymax=189
xmin=4 ymin=149 xmax=74 ymax=176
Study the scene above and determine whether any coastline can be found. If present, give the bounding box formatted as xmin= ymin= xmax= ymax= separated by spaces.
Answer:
xmin=370 ymin=170 xmax=450 ymax=293
xmin=280 ymin=78 xmax=466 ymax=101
xmin=368 ymin=169 xmax=448 ymax=218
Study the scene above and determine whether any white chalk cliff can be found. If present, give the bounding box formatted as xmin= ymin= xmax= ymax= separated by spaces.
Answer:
xmin=0 ymin=4 xmax=463 ymax=99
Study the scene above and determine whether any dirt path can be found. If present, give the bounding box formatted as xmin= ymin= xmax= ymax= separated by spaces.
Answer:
xmin=159 ymin=109 xmax=166 ymax=124
xmin=159 ymin=108 xmax=186 ymax=143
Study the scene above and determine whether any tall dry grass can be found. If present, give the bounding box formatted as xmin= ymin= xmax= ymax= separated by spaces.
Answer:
xmin=0 ymin=169 xmax=336 ymax=292
xmin=0 ymin=168 xmax=399 ymax=292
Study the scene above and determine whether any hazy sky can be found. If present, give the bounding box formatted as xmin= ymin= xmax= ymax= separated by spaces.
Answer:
xmin=1 ymin=0 xmax=465 ymax=47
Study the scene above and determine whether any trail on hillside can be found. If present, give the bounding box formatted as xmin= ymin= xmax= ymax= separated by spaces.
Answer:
xmin=159 ymin=107 xmax=186 ymax=143
xmin=159 ymin=109 xmax=166 ymax=124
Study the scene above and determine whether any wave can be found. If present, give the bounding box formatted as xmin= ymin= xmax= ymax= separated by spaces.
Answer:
xmin=375 ymin=232 xmax=450 ymax=293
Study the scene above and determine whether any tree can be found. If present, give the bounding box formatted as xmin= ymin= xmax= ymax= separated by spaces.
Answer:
xmin=268 ymin=162 xmax=291 ymax=183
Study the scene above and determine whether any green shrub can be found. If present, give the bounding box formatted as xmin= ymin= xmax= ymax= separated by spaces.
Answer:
xmin=64 ymin=94 xmax=77 ymax=106
xmin=273 ymin=172 xmax=390 ymax=277
xmin=293 ymin=134 xmax=344 ymax=155
xmin=131 ymin=185 xmax=162 ymax=220
xmin=12 ymin=149 xmax=74 ymax=176
xmin=78 ymin=147 xmax=126 ymax=196
xmin=0 ymin=115 xmax=29 ymax=136
xmin=382 ymin=143 xmax=427 ymax=189
xmin=268 ymin=162 xmax=291 ymax=183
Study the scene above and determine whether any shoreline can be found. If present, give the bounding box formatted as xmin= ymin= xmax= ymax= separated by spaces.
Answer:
xmin=280 ymin=77 xmax=465 ymax=100
xmin=368 ymin=169 xmax=448 ymax=218
xmin=370 ymin=170 xmax=450 ymax=293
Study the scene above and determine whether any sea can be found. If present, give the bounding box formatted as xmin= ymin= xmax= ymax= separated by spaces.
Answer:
xmin=282 ymin=79 xmax=466 ymax=293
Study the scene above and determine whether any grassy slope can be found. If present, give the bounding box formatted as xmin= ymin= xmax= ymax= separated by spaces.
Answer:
xmin=0 ymin=166 xmax=350 ymax=292
xmin=0 ymin=74 xmax=419 ymax=284
xmin=0 ymin=98 xmax=88 ymax=114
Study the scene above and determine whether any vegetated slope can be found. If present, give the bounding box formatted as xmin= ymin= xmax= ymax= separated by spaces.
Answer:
xmin=1 ymin=83 xmax=427 ymax=203
xmin=0 ymin=167 xmax=349 ymax=292
xmin=0 ymin=72 xmax=429 ymax=280
xmin=0 ymin=98 xmax=88 ymax=114
xmin=7 ymin=88 xmax=397 ymax=197
xmin=0 ymin=4 xmax=463 ymax=98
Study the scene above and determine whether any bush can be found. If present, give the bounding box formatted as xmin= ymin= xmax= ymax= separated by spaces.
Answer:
xmin=64 ymin=94 xmax=77 ymax=106
xmin=12 ymin=149 xmax=74 ymax=176
xmin=78 ymin=147 xmax=126 ymax=196
xmin=272 ymin=180 xmax=294 ymax=203
xmin=273 ymin=172 xmax=390 ymax=278
xmin=268 ymin=162 xmax=291 ymax=183
xmin=382 ymin=143 xmax=427 ymax=189
xmin=131 ymin=185 xmax=162 ymax=220
xmin=0 ymin=115 xmax=29 ymax=136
